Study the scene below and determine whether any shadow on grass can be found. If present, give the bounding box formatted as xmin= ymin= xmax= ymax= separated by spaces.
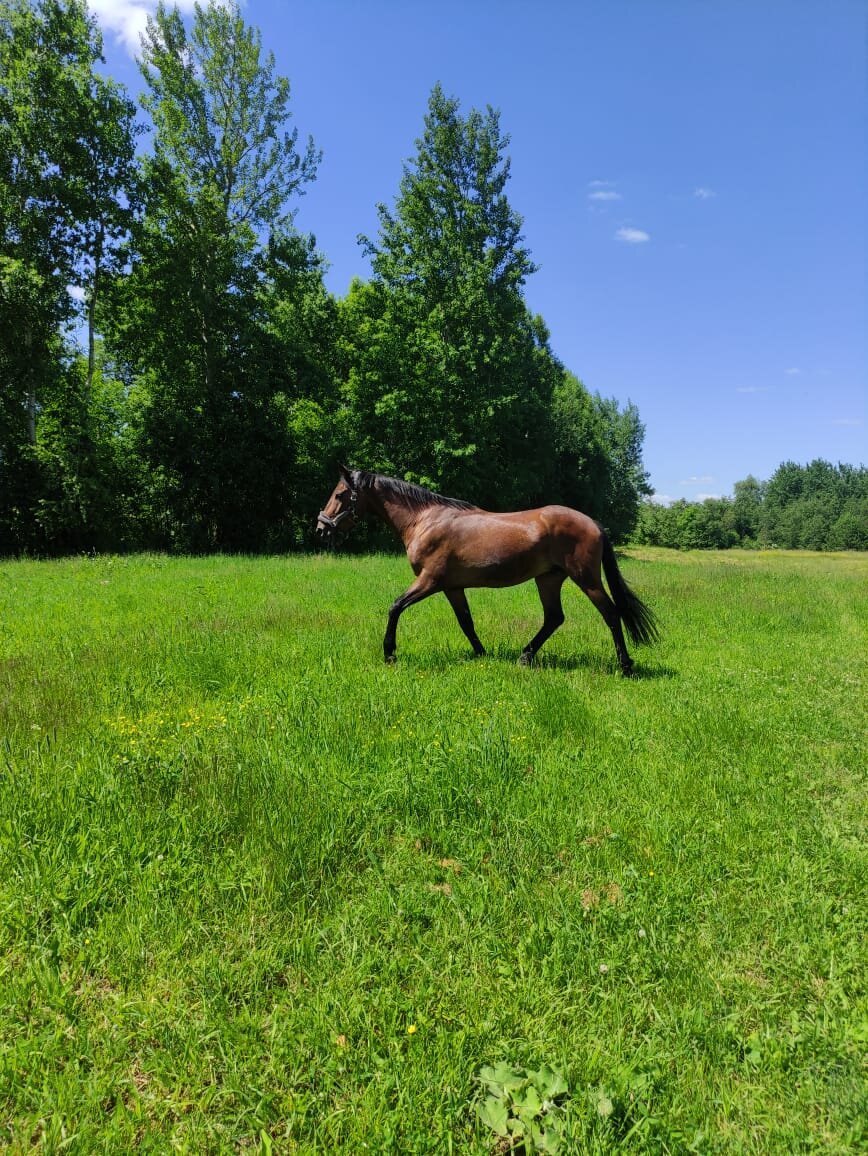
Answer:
xmin=398 ymin=646 xmax=677 ymax=679
xmin=512 ymin=651 xmax=677 ymax=679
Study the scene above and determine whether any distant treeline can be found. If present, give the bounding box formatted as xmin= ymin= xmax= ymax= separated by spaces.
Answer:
xmin=633 ymin=461 xmax=868 ymax=551
xmin=1 ymin=0 xmax=650 ymax=556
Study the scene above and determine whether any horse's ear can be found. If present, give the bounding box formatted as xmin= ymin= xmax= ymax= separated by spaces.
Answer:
xmin=339 ymin=463 xmax=353 ymax=483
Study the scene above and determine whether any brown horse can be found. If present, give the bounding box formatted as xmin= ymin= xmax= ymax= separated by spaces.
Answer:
xmin=316 ymin=467 xmax=658 ymax=674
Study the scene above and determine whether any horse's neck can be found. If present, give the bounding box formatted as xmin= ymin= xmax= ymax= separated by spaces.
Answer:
xmin=369 ymin=485 xmax=418 ymax=543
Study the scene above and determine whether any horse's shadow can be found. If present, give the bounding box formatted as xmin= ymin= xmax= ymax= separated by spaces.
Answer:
xmin=444 ymin=647 xmax=677 ymax=679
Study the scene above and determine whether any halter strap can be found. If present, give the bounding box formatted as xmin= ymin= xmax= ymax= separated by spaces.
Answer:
xmin=317 ymin=485 xmax=357 ymax=532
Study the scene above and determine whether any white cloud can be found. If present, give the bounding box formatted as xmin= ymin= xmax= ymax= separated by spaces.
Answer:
xmin=736 ymin=385 xmax=769 ymax=394
xmin=679 ymin=475 xmax=714 ymax=485
xmin=66 ymin=284 xmax=86 ymax=302
xmin=696 ymin=492 xmax=722 ymax=501
xmin=648 ymin=494 xmax=673 ymax=506
xmin=90 ymin=0 xmax=198 ymax=55
xmin=694 ymin=187 xmax=716 ymax=199
xmin=588 ymin=190 xmax=622 ymax=202
xmin=615 ymin=227 xmax=649 ymax=243
xmin=831 ymin=417 xmax=863 ymax=427
xmin=784 ymin=367 xmax=801 ymax=375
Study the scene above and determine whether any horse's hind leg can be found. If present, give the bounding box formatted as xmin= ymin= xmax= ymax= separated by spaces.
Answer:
xmin=577 ymin=581 xmax=633 ymax=675
xmin=519 ymin=571 xmax=566 ymax=665
xmin=444 ymin=588 xmax=486 ymax=657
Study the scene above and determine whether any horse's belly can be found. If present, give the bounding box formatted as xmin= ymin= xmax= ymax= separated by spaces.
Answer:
xmin=452 ymin=548 xmax=555 ymax=588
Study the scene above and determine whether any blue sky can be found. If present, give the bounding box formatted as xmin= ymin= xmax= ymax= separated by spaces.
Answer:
xmin=91 ymin=0 xmax=866 ymax=503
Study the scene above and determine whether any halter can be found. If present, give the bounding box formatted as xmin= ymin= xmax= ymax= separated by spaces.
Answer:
xmin=317 ymin=484 xmax=358 ymax=534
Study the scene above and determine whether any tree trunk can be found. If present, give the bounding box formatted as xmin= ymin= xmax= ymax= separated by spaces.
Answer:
xmin=86 ymin=221 xmax=105 ymax=403
xmin=24 ymin=321 xmax=36 ymax=445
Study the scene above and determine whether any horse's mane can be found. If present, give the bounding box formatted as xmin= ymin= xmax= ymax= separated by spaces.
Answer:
xmin=353 ymin=470 xmax=475 ymax=512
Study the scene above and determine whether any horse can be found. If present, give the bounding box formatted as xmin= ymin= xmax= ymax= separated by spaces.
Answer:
xmin=316 ymin=466 xmax=658 ymax=675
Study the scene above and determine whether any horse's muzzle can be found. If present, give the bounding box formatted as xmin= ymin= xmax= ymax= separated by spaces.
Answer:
xmin=316 ymin=510 xmax=352 ymax=547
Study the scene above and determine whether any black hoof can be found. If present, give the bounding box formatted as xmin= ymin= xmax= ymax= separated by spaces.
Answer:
xmin=518 ymin=651 xmax=535 ymax=667
xmin=384 ymin=653 xmax=397 ymax=665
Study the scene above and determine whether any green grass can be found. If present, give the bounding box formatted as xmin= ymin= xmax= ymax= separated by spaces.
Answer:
xmin=1 ymin=549 xmax=865 ymax=1153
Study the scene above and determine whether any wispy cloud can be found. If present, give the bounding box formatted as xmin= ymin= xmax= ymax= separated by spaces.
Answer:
xmin=648 ymin=494 xmax=673 ymax=506
xmin=736 ymin=385 xmax=770 ymax=394
xmin=615 ymin=227 xmax=650 ymax=244
xmin=830 ymin=417 xmax=863 ymax=427
xmin=587 ymin=181 xmax=622 ymax=209
xmin=679 ymin=475 xmax=714 ymax=486
xmin=784 ymin=367 xmax=801 ymax=375
xmin=696 ymin=492 xmax=722 ymax=501
xmin=90 ymin=0 xmax=198 ymax=55
xmin=694 ymin=187 xmax=716 ymax=199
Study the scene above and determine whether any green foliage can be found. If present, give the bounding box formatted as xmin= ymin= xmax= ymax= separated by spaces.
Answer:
xmin=0 ymin=0 xmax=138 ymax=551
xmin=1 ymin=15 xmax=652 ymax=555
xmin=476 ymin=1062 xmax=569 ymax=1152
xmin=349 ymin=85 xmax=561 ymax=511
xmin=552 ymin=373 xmax=651 ymax=540
xmin=634 ymin=461 xmax=868 ymax=551
xmin=103 ymin=0 xmax=326 ymax=551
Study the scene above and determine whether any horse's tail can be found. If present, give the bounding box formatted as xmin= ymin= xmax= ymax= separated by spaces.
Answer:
xmin=600 ymin=531 xmax=659 ymax=646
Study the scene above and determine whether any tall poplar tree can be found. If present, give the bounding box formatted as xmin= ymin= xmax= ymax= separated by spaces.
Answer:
xmin=110 ymin=0 xmax=323 ymax=549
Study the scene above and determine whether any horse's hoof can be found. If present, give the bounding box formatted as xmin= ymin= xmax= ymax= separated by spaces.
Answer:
xmin=518 ymin=651 xmax=534 ymax=667
xmin=384 ymin=654 xmax=397 ymax=665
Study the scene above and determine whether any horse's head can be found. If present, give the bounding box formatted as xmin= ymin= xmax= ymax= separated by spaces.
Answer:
xmin=316 ymin=465 xmax=361 ymax=545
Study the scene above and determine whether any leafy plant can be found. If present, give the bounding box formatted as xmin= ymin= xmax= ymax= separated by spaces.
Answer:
xmin=475 ymin=1061 xmax=569 ymax=1153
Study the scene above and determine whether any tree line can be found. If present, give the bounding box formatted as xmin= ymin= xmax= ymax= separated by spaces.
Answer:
xmin=1 ymin=0 xmax=651 ymax=556
xmin=632 ymin=461 xmax=868 ymax=551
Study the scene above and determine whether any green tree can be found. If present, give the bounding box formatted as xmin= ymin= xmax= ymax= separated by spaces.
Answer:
xmin=731 ymin=475 xmax=764 ymax=543
xmin=633 ymin=462 xmax=867 ymax=552
xmin=107 ymin=0 xmax=324 ymax=549
xmin=551 ymin=372 xmax=650 ymax=541
xmin=0 ymin=0 xmax=139 ymax=553
xmin=347 ymin=84 xmax=560 ymax=509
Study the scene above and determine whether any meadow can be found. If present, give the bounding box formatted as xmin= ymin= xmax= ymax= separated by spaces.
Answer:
xmin=1 ymin=549 xmax=865 ymax=1153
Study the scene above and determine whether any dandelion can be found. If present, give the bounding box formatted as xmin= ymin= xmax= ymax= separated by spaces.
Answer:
xmin=407 ymin=1023 xmax=417 ymax=1034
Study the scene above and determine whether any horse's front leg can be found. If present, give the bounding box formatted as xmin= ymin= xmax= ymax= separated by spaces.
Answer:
xmin=383 ymin=574 xmax=442 ymax=663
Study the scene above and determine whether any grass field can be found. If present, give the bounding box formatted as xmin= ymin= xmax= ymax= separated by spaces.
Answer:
xmin=1 ymin=548 xmax=865 ymax=1153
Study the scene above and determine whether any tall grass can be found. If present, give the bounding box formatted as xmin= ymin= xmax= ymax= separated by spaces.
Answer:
xmin=1 ymin=550 xmax=865 ymax=1152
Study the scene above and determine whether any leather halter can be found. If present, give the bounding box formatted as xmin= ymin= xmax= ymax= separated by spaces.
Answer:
xmin=317 ymin=485 xmax=357 ymax=533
